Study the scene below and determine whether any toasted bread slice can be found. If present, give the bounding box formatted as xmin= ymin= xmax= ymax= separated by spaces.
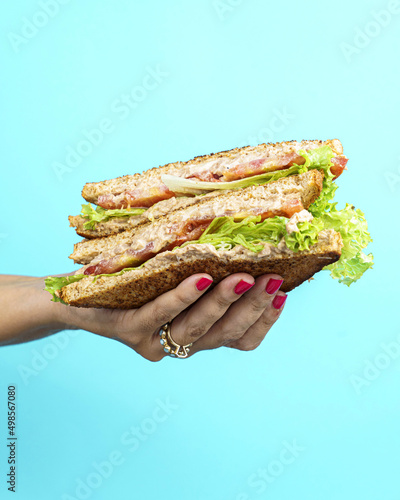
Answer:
xmin=59 ymin=229 xmax=342 ymax=309
xmin=81 ymin=139 xmax=343 ymax=203
xmin=70 ymin=170 xmax=323 ymax=265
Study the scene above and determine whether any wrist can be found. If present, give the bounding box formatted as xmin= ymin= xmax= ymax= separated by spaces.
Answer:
xmin=38 ymin=279 xmax=77 ymax=331
xmin=30 ymin=277 xmax=69 ymax=330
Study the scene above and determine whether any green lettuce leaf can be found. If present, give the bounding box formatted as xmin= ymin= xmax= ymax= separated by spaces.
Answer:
xmin=309 ymin=179 xmax=338 ymax=218
xmin=297 ymin=146 xmax=338 ymax=217
xmin=299 ymin=145 xmax=336 ymax=177
xmin=44 ymin=265 xmax=146 ymax=303
xmin=80 ymin=204 xmax=146 ymax=230
xmin=161 ymin=164 xmax=308 ymax=195
xmin=182 ymin=215 xmax=322 ymax=253
xmin=285 ymin=219 xmax=324 ymax=251
xmin=296 ymin=147 xmax=374 ymax=284
xmin=44 ymin=275 xmax=86 ymax=304
xmin=319 ymin=203 xmax=374 ymax=285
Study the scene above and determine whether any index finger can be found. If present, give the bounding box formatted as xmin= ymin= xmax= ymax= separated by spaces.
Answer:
xmin=133 ymin=274 xmax=214 ymax=334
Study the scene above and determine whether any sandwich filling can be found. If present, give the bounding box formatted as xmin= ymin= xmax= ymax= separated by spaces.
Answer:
xmin=95 ymin=145 xmax=347 ymax=210
xmin=83 ymin=208 xmax=304 ymax=276
xmin=81 ymin=189 xmax=309 ymax=275
xmin=186 ymin=154 xmax=346 ymax=183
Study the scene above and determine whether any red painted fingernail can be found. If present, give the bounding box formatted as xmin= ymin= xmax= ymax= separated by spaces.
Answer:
xmin=234 ymin=280 xmax=254 ymax=295
xmin=266 ymin=278 xmax=283 ymax=295
xmin=272 ymin=294 xmax=287 ymax=309
xmin=196 ymin=278 xmax=213 ymax=291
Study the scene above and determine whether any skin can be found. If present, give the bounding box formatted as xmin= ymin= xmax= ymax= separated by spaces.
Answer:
xmin=0 ymin=273 xmax=287 ymax=360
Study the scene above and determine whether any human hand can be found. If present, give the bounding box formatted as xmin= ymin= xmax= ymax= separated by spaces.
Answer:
xmin=60 ymin=273 xmax=287 ymax=361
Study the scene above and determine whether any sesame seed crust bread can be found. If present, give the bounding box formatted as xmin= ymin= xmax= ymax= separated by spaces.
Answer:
xmin=58 ymin=229 xmax=343 ymax=309
xmin=70 ymin=170 xmax=323 ymax=265
xmin=81 ymin=139 xmax=343 ymax=203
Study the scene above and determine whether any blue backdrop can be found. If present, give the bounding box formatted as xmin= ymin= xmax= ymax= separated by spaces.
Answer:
xmin=1 ymin=1 xmax=399 ymax=499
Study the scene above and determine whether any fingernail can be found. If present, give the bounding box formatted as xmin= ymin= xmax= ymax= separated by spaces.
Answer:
xmin=272 ymin=294 xmax=287 ymax=309
xmin=234 ymin=280 xmax=254 ymax=295
xmin=266 ymin=278 xmax=283 ymax=295
xmin=196 ymin=277 xmax=213 ymax=291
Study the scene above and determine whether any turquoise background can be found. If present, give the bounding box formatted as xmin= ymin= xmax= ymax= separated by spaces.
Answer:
xmin=1 ymin=0 xmax=399 ymax=498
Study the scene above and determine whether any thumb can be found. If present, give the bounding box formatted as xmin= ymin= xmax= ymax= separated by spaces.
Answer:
xmin=132 ymin=274 xmax=214 ymax=335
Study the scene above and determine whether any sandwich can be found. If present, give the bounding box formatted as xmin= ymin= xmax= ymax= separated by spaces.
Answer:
xmin=45 ymin=140 xmax=373 ymax=309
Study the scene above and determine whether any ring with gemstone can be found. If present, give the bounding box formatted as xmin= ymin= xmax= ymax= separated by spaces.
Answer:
xmin=159 ymin=322 xmax=193 ymax=359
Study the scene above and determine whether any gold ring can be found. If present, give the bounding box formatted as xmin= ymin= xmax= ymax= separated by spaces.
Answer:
xmin=159 ymin=322 xmax=193 ymax=359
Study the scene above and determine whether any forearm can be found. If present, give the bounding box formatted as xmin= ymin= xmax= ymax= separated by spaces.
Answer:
xmin=0 ymin=275 xmax=73 ymax=346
